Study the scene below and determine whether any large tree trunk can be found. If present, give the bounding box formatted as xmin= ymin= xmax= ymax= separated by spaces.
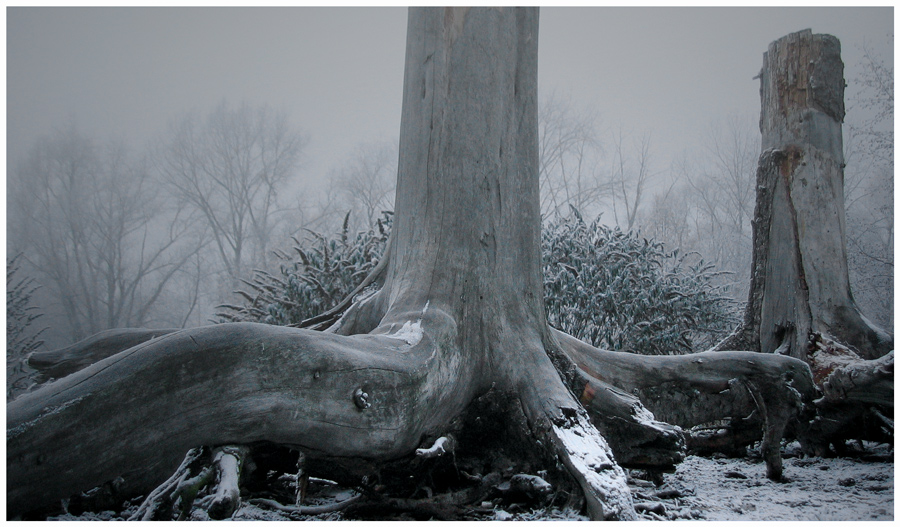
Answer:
xmin=719 ymin=29 xmax=892 ymax=361
xmin=714 ymin=29 xmax=893 ymax=452
xmin=7 ymin=8 xmax=631 ymax=520
xmin=7 ymin=12 xmax=819 ymax=521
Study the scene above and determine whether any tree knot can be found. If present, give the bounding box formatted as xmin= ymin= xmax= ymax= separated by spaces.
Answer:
xmin=353 ymin=388 xmax=371 ymax=410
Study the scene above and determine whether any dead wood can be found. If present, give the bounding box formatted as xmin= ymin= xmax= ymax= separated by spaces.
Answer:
xmin=249 ymin=495 xmax=361 ymax=515
xmin=712 ymin=28 xmax=894 ymax=456
xmin=556 ymin=329 xmax=814 ymax=480
xmin=28 ymin=328 xmax=177 ymax=383
xmin=802 ymin=335 xmax=894 ymax=454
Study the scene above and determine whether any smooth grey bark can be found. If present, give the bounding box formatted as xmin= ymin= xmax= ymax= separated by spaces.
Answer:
xmin=26 ymin=328 xmax=177 ymax=384
xmin=719 ymin=29 xmax=892 ymax=361
xmin=555 ymin=329 xmax=815 ymax=481
xmin=7 ymin=8 xmax=634 ymax=520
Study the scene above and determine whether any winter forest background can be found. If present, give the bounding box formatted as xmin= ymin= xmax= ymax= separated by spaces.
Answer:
xmin=6 ymin=8 xmax=893 ymax=397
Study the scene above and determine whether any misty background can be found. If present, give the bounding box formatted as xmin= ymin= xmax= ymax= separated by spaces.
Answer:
xmin=6 ymin=7 xmax=893 ymax=351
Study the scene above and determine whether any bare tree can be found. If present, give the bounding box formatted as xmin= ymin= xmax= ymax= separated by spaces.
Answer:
xmin=844 ymin=40 xmax=894 ymax=328
xmin=330 ymin=140 xmax=397 ymax=232
xmin=704 ymin=115 xmax=758 ymax=235
xmin=609 ymin=127 xmax=654 ymax=230
xmin=844 ymin=137 xmax=893 ymax=329
xmin=643 ymin=176 xmax=693 ymax=252
xmin=848 ymin=41 xmax=893 ymax=166
xmin=538 ymin=94 xmax=607 ymax=218
xmin=678 ymin=115 xmax=759 ymax=298
xmin=8 ymin=127 xmax=197 ymax=342
xmin=157 ymin=101 xmax=307 ymax=288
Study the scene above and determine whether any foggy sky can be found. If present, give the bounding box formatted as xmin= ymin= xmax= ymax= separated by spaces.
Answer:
xmin=6 ymin=7 xmax=894 ymax=188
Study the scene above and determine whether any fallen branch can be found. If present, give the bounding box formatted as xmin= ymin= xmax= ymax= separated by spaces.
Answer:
xmin=249 ymin=494 xmax=361 ymax=515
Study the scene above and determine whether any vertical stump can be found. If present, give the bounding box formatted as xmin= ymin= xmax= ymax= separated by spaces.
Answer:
xmin=733 ymin=29 xmax=891 ymax=360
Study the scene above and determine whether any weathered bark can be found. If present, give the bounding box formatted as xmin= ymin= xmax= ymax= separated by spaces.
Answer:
xmin=802 ymin=335 xmax=894 ymax=454
xmin=810 ymin=335 xmax=894 ymax=406
xmin=718 ymin=29 xmax=892 ymax=361
xmin=6 ymin=8 xmax=633 ymax=520
xmin=27 ymin=328 xmax=177 ymax=384
xmin=712 ymin=29 xmax=894 ymax=453
xmin=819 ymin=351 xmax=894 ymax=407
xmin=556 ymin=329 xmax=815 ymax=480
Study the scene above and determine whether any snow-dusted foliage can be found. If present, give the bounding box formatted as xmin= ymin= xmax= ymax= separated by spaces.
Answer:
xmin=217 ymin=212 xmax=391 ymax=325
xmin=222 ymin=210 xmax=739 ymax=355
xmin=7 ymin=254 xmax=45 ymax=400
xmin=542 ymin=209 xmax=740 ymax=354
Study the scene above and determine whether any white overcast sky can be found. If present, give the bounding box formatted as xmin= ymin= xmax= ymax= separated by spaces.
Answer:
xmin=6 ymin=6 xmax=894 ymax=187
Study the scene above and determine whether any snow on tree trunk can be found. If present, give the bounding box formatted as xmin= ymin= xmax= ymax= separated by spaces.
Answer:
xmin=719 ymin=29 xmax=892 ymax=361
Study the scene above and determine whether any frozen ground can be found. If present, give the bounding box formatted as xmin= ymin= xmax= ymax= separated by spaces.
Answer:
xmin=638 ymin=443 xmax=894 ymax=521
xmin=47 ymin=442 xmax=892 ymax=521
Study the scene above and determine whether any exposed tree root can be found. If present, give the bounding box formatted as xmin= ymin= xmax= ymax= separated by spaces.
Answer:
xmin=129 ymin=447 xmax=210 ymax=521
xmin=7 ymin=308 xmax=640 ymax=520
xmin=799 ymin=339 xmax=895 ymax=456
xmin=249 ymin=495 xmax=361 ymax=515
xmin=28 ymin=328 xmax=177 ymax=384
xmin=574 ymin=369 xmax=685 ymax=468
xmin=812 ymin=337 xmax=893 ymax=407
xmin=544 ymin=409 xmax=637 ymax=520
xmin=207 ymin=446 xmax=249 ymax=519
xmin=9 ymin=306 xmax=821 ymax=519
xmin=126 ymin=444 xmax=252 ymax=521
xmin=554 ymin=329 xmax=814 ymax=481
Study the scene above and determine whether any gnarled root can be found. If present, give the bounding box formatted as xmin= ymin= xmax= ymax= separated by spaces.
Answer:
xmin=813 ymin=340 xmax=893 ymax=407
xmin=130 ymin=447 xmax=211 ymax=521
xmin=10 ymin=302 xmax=711 ymax=521
xmin=207 ymin=446 xmax=249 ymax=519
xmin=802 ymin=337 xmax=894 ymax=454
xmin=415 ymin=435 xmax=456 ymax=459
xmin=513 ymin=340 xmax=637 ymax=521
xmin=544 ymin=408 xmax=637 ymax=520
xmin=554 ymin=329 xmax=814 ymax=481
xmin=28 ymin=328 xmax=178 ymax=384
xmin=129 ymin=445 xmax=249 ymax=521
xmin=575 ymin=370 xmax=685 ymax=469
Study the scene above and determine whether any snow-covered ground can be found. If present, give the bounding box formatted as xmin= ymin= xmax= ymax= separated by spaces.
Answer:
xmin=47 ymin=442 xmax=893 ymax=521
xmin=644 ymin=445 xmax=893 ymax=521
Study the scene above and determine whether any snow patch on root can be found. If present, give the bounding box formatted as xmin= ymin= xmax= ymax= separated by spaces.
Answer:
xmin=415 ymin=435 xmax=454 ymax=458
xmin=631 ymin=401 xmax=659 ymax=425
xmin=550 ymin=414 xmax=636 ymax=520
xmin=388 ymin=320 xmax=424 ymax=346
